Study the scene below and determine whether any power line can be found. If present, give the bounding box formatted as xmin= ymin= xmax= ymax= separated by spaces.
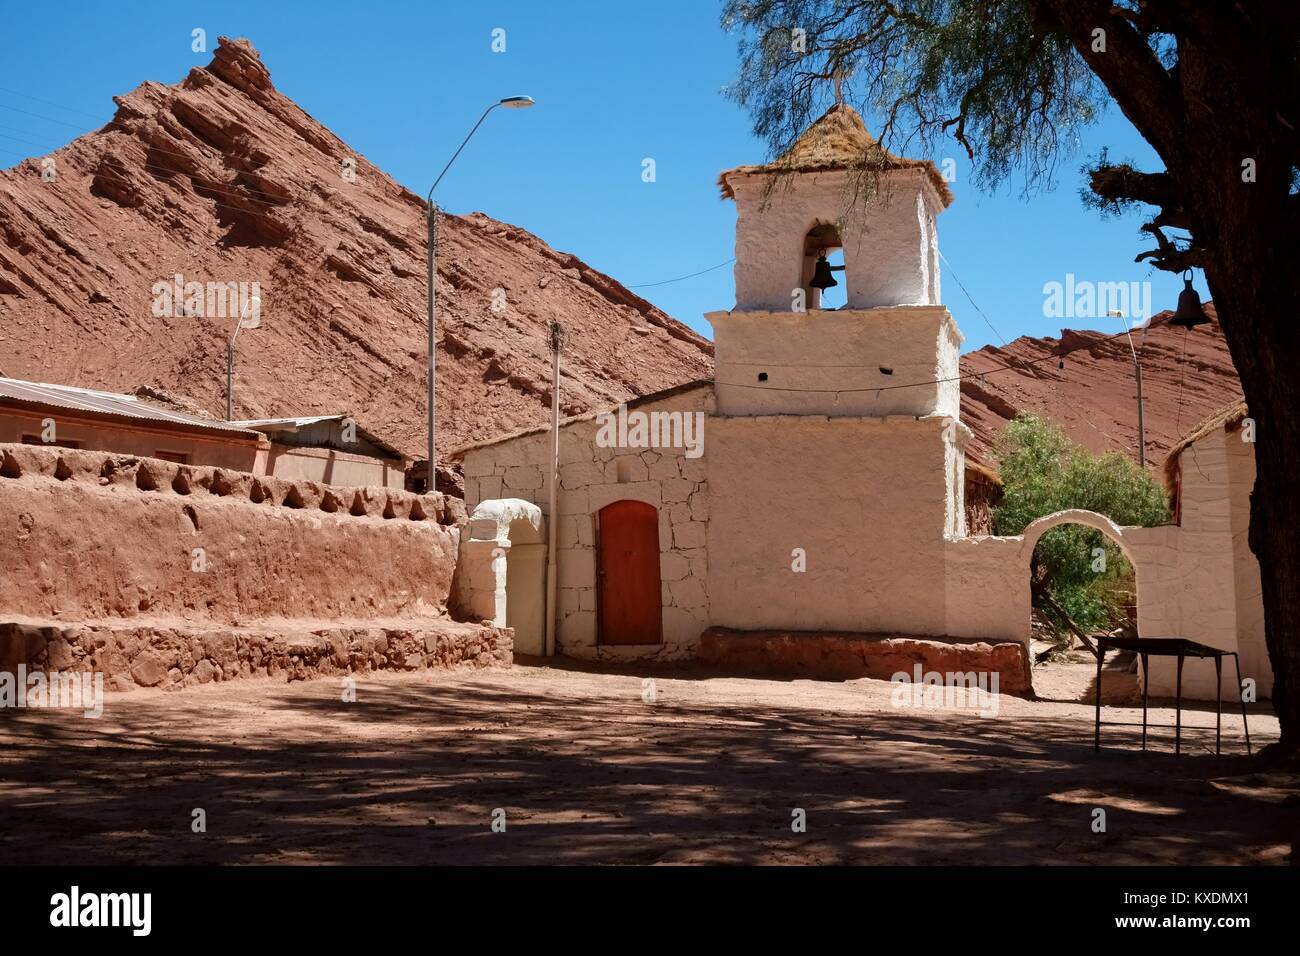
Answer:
xmin=0 ymin=101 xmax=86 ymax=129
xmin=628 ymin=258 xmax=735 ymax=289
xmin=715 ymin=324 xmax=1140 ymax=394
xmin=938 ymin=248 xmax=1008 ymax=346
xmin=0 ymin=85 xmax=106 ymax=121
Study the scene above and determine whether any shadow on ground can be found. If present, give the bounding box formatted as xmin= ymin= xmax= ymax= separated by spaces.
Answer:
xmin=0 ymin=669 xmax=1294 ymax=865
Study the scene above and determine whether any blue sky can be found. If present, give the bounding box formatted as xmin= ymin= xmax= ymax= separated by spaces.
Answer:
xmin=0 ymin=0 xmax=1190 ymax=351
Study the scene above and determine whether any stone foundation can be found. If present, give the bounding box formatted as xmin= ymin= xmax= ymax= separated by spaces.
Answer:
xmin=698 ymin=627 xmax=1032 ymax=694
xmin=0 ymin=618 xmax=512 ymax=692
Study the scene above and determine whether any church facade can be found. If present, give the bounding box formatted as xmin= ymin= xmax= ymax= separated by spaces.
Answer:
xmin=449 ymin=104 xmax=1269 ymax=702
xmin=450 ymin=105 xmax=1029 ymax=677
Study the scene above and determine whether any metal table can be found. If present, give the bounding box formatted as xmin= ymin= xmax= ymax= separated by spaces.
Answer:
xmin=1093 ymin=636 xmax=1251 ymax=755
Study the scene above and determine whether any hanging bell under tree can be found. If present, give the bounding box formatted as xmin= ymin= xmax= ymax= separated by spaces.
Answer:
xmin=1170 ymin=270 xmax=1211 ymax=329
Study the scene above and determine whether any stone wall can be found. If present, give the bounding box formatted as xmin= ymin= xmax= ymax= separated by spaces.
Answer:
xmin=0 ymin=443 xmax=511 ymax=690
xmin=0 ymin=619 xmax=511 ymax=692
xmin=699 ymin=627 xmax=1031 ymax=694
xmin=461 ymin=385 xmax=713 ymax=661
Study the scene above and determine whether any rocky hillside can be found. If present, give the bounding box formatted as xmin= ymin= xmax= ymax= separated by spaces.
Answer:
xmin=0 ymin=36 xmax=1241 ymax=482
xmin=959 ymin=304 xmax=1242 ymax=468
xmin=0 ymin=37 xmax=713 ymax=486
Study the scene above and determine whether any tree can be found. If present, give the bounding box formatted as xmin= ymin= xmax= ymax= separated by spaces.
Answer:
xmin=993 ymin=413 xmax=1169 ymax=642
xmin=722 ymin=0 xmax=1300 ymax=752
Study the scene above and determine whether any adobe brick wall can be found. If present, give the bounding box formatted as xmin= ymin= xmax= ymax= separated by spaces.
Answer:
xmin=699 ymin=626 xmax=1032 ymax=695
xmin=0 ymin=443 xmax=512 ymax=689
xmin=0 ymin=443 xmax=464 ymax=624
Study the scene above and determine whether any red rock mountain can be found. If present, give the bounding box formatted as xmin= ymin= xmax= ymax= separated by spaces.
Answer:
xmin=960 ymin=304 xmax=1243 ymax=469
xmin=0 ymin=37 xmax=713 ymax=486
xmin=0 ymin=36 xmax=1240 ymax=482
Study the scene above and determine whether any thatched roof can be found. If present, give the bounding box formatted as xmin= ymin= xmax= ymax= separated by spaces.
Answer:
xmin=1163 ymin=397 xmax=1249 ymax=491
xmin=965 ymin=458 xmax=1003 ymax=489
xmin=717 ymin=104 xmax=954 ymax=207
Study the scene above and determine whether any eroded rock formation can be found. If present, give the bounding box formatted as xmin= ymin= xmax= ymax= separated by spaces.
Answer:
xmin=959 ymin=306 xmax=1242 ymax=467
xmin=0 ymin=37 xmax=713 ymax=489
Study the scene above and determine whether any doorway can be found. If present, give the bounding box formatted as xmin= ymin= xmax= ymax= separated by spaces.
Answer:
xmin=596 ymin=500 xmax=662 ymax=645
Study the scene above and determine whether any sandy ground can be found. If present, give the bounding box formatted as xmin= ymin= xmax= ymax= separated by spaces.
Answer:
xmin=0 ymin=658 xmax=1293 ymax=865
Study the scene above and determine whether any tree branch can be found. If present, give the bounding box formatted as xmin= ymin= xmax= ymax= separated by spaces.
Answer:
xmin=1033 ymin=0 xmax=1186 ymax=157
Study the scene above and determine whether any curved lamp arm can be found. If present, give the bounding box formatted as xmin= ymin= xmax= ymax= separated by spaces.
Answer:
xmin=424 ymin=95 xmax=534 ymax=486
xmin=428 ymin=103 xmax=500 ymax=205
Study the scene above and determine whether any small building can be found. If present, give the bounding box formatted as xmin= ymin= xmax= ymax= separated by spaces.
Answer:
xmin=1155 ymin=399 xmax=1271 ymax=698
xmin=230 ymin=416 xmax=407 ymax=489
xmin=0 ymin=377 xmax=405 ymax=489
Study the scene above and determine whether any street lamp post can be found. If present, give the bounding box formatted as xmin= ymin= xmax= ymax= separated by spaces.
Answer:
xmin=226 ymin=294 xmax=260 ymax=421
xmin=424 ymin=95 xmax=534 ymax=491
xmin=1110 ymin=309 xmax=1147 ymax=468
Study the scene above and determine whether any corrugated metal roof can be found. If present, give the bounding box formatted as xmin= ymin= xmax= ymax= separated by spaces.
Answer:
xmin=231 ymin=414 xmax=407 ymax=461
xmin=0 ymin=376 xmax=262 ymax=439
xmin=230 ymin=415 xmax=344 ymax=429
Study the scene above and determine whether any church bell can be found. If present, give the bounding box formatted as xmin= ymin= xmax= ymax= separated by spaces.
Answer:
xmin=809 ymin=255 xmax=839 ymax=291
xmin=1169 ymin=271 xmax=1211 ymax=329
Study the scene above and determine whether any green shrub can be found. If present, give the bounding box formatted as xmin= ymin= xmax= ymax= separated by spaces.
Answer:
xmin=992 ymin=413 xmax=1170 ymax=638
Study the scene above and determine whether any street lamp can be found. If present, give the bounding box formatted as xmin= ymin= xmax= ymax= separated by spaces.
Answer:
xmin=227 ymin=294 xmax=260 ymax=421
xmin=1110 ymin=309 xmax=1147 ymax=467
xmin=425 ymin=95 xmax=535 ymax=490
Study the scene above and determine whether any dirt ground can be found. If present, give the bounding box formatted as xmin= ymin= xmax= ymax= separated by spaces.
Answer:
xmin=0 ymin=657 xmax=1294 ymax=865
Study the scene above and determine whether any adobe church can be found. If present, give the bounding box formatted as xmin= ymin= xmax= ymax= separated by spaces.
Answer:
xmin=449 ymin=104 xmax=1026 ymax=678
xmin=448 ymin=104 xmax=1270 ymax=702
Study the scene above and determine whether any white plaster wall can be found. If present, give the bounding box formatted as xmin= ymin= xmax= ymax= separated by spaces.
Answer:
xmin=944 ymin=421 xmax=968 ymax=539
xmin=1128 ymin=430 xmax=1272 ymax=700
xmin=1137 ymin=434 xmax=1240 ymax=697
xmin=454 ymin=499 xmax=546 ymax=652
xmin=708 ymin=306 xmax=961 ymax=418
xmin=460 ymin=388 xmax=715 ymax=661
xmin=705 ymin=415 xmax=951 ymax=633
xmin=943 ymin=534 xmax=1027 ymax=645
xmin=941 ymin=487 xmax=1272 ymax=704
xmin=730 ymin=170 xmax=943 ymax=311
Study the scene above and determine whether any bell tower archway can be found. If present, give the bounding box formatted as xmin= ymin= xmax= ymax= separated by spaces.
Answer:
xmin=803 ymin=221 xmax=845 ymax=310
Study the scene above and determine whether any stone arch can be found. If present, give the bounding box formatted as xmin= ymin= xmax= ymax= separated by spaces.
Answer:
xmin=801 ymin=219 xmax=845 ymax=310
xmin=1019 ymin=510 xmax=1145 ymax=696
xmin=456 ymin=498 xmax=546 ymax=654
xmin=1020 ymin=509 xmax=1135 ymax=566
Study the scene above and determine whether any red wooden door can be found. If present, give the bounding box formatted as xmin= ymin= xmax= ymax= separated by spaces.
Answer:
xmin=597 ymin=500 xmax=662 ymax=645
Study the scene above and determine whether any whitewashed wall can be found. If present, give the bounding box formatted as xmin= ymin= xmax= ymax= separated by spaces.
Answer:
xmin=706 ymin=415 xmax=956 ymax=633
xmin=1131 ymin=428 xmax=1272 ymax=699
xmin=730 ymin=169 xmax=945 ymax=311
xmin=708 ymin=306 xmax=962 ymax=418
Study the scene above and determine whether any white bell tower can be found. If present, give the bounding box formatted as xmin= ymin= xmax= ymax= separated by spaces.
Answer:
xmin=707 ymin=104 xmax=962 ymax=421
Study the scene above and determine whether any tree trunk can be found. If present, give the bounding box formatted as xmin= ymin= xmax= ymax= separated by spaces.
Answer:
xmin=1176 ymin=24 xmax=1300 ymax=754
xmin=1041 ymin=0 xmax=1300 ymax=754
xmin=1203 ymin=263 xmax=1300 ymax=754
